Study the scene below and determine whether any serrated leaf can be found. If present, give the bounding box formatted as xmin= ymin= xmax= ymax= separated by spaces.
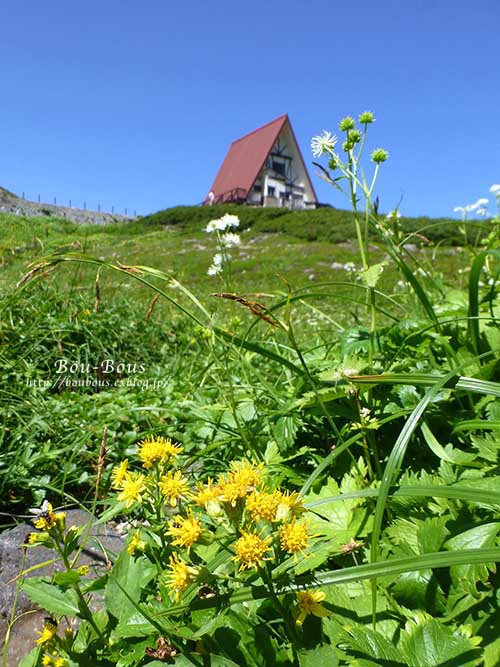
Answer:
xmin=21 ymin=578 xmax=80 ymax=616
xmin=400 ymin=614 xmax=482 ymax=667
xmin=341 ymin=625 xmax=402 ymax=664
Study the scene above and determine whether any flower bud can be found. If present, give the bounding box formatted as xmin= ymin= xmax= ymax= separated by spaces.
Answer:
xmin=359 ymin=111 xmax=375 ymax=124
xmin=371 ymin=148 xmax=389 ymax=163
xmin=349 ymin=129 xmax=361 ymax=144
xmin=339 ymin=116 xmax=356 ymax=132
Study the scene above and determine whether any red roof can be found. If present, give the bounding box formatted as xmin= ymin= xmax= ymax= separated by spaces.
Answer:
xmin=206 ymin=114 xmax=316 ymax=204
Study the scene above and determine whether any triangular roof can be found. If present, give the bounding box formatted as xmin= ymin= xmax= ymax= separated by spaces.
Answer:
xmin=206 ymin=114 xmax=317 ymax=204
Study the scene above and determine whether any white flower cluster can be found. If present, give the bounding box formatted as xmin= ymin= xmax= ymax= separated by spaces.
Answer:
xmin=205 ymin=214 xmax=241 ymax=276
xmin=207 ymin=253 xmax=222 ymax=276
xmin=206 ymin=213 xmax=240 ymax=233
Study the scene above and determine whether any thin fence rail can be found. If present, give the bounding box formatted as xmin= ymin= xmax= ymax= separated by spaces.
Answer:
xmin=14 ymin=192 xmax=137 ymax=217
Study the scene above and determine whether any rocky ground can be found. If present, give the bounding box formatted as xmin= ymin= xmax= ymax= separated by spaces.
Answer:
xmin=0 ymin=186 xmax=132 ymax=225
xmin=0 ymin=510 xmax=124 ymax=665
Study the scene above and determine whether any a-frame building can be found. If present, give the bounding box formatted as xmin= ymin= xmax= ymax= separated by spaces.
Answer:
xmin=206 ymin=114 xmax=317 ymax=209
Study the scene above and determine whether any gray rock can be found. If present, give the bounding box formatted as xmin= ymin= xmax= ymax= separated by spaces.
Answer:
xmin=0 ymin=510 xmax=124 ymax=664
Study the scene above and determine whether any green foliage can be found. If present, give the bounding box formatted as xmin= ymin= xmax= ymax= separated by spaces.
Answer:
xmin=4 ymin=110 xmax=500 ymax=666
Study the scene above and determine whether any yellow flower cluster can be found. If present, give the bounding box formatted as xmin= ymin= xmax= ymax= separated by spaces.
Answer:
xmin=138 ymin=435 xmax=183 ymax=469
xmin=111 ymin=438 xmax=318 ymax=603
xmin=42 ymin=656 xmax=67 ymax=667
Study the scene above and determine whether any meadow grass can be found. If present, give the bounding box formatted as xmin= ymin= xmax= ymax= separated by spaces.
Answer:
xmin=3 ymin=177 xmax=500 ymax=667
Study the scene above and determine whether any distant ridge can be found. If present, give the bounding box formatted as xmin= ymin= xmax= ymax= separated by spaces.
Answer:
xmin=0 ymin=185 xmax=131 ymax=225
xmin=0 ymin=185 xmax=18 ymax=201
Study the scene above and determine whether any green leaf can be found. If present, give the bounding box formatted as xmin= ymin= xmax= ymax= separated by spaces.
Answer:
xmin=104 ymin=551 xmax=157 ymax=622
xmin=468 ymin=249 xmax=500 ymax=355
xmin=298 ymin=645 xmax=339 ymax=667
xmin=361 ymin=262 xmax=387 ymax=288
xmin=21 ymin=578 xmax=80 ymax=616
xmin=18 ymin=647 xmax=40 ymax=667
xmin=420 ymin=423 xmax=477 ymax=466
xmin=53 ymin=570 xmax=81 ymax=588
xmin=392 ymin=570 xmax=446 ymax=613
xmin=446 ymin=523 xmax=500 ymax=593
xmin=400 ymin=613 xmax=482 ymax=667
xmin=341 ymin=625 xmax=403 ymax=664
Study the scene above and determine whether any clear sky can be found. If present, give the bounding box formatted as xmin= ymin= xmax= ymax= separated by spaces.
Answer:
xmin=1 ymin=0 xmax=499 ymax=218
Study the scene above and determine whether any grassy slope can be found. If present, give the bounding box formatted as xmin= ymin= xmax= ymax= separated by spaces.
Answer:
xmin=0 ymin=206 xmax=470 ymax=299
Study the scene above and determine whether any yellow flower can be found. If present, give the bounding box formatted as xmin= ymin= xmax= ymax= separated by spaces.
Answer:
xmin=117 ymin=472 xmax=147 ymax=508
xmin=36 ymin=620 xmax=57 ymax=645
xmin=233 ymin=530 xmax=271 ymax=571
xmin=218 ymin=461 xmax=263 ymax=507
xmin=295 ymin=590 xmax=329 ymax=626
xmin=127 ymin=530 xmax=146 ymax=555
xmin=194 ymin=478 xmax=219 ymax=507
xmin=111 ymin=459 xmax=129 ymax=489
xmin=138 ymin=435 xmax=183 ymax=469
xmin=159 ymin=470 xmax=190 ymax=506
xmin=77 ymin=565 xmax=90 ymax=576
xmin=246 ymin=490 xmax=280 ymax=522
xmin=27 ymin=531 xmax=50 ymax=544
xmin=164 ymin=553 xmax=198 ymax=602
xmin=54 ymin=659 xmax=68 ymax=667
xmin=42 ymin=656 xmax=52 ymax=666
xmin=275 ymin=491 xmax=305 ymax=522
xmin=32 ymin=502 xmax=66 ymax=532
xmin=228 ymin=460 xmax=263 ymax=488
xmin=279 ymin=521 xmax=309 ymax=556
xmin=167 ymin=513 xmax=203 ymax=549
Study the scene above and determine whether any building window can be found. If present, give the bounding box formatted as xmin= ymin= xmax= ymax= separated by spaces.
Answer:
xmin=253 ymin=184 xmax=262 ymax=192
xmin=272 ymin=160 xmax=286 ymax=177
xmin=267 ymin=186 xmax=275 ymax=196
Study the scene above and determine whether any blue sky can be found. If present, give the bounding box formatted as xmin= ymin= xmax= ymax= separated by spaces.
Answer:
xmin=1 ymin=0 xmax=499 ymax=218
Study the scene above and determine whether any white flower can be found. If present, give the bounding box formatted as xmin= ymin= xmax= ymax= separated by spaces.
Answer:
xmin=219 ymin=213 xmax=240 ymax=229
xmin=344 ymin=262 xmax=356 ymax=273
xmin=490 ymin=184 xmax=500 ymax=195
xmin=453 ymin=206 xmax=466 ymax=214
xmin=206 ymin=214 xmax=240 ymax=233
xmin=207 ymin=264 xmax=222 ymax=276
xmin=476 ymin=207 xmax=489 ymax=217
xmin=221 ymin=232 xmax=241 ymax=248
xmin=386 ymin=210 xmax=401 ymax=220
xmin=311 ymin=130 xmax=338 ymax=158
xmin=206 ymin=220 xmax=219 ymax=233
xmin=207 ymin=252 xmax=223 ymax=276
